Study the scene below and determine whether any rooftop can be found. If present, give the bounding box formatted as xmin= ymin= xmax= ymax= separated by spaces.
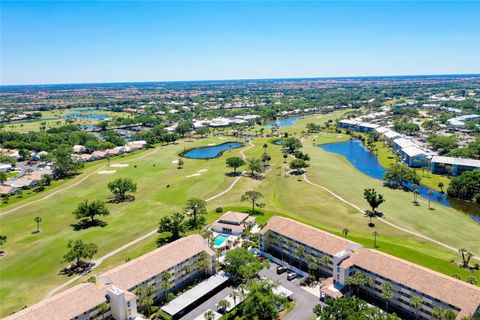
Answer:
xmin=401 ymin=146 xmax=428 ymax=157
xmin=218 ymin=211 xmax=250 ymax=224
xmin=431 ymin=156 xmax=480 ymax=168
xmin=347 ymin=249 xmax=480 ymax=318
xmin=393 ymin=137 xmax=416 ymax=149
xmin=161 ymin=272 xmax=229 ymax=317
xmin=4 ymin=283 xmax=106 ymax=320
xmin=259 ymin=216 xmax=357 ymax=256
xmin=103 ymin=234 xmax=214 ymax=291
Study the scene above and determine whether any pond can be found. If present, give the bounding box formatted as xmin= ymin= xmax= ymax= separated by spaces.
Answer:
xmin=63 ymin=113 xmax=110 ymax=119
xmin=266 ymin=116 xmax=301 ymax=127
xmin=319 ymin=140 xmax=480 ymax=221
xmin=181 ymin=142 xmax=244 ymax=159
xmin=272 ymin=139 xmax=283 ymax=145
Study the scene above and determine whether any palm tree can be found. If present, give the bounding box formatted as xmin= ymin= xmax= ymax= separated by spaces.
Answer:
xmin=427 ymin=190 xmax=434 ymax=208
xmin=438 ymin=182 xmax=444 ymax=193
xmin=229 ymin=290 xmax=240 ymax=307
xmin=381 ymin=282 xmax=393 ymax=312
xmin=345 ymin=272 xmax=371 ymax=296
xmin=283 ymin=153 xmax=288 ymax=163
xmin=98 ymin=302 xmax=109 ymax=320
xmin=318 ymin=255 xmax=332 ymax=271
xmin=296 ymin=246 xmax=305 ymax=270
xmin=372 ymin=231 xmax=379 ymax=248
xmin=204 ymin=310 xmax=215 ymax=320
xmin=410 ymin=296 xmax=423 ymax=320
xmin=218 ymin=298 xmax=230 ymax=314
xmin=160 ymin=271 xmax=172 ymax=301
xmin=34 ymin=216 xmax=42 ymax=233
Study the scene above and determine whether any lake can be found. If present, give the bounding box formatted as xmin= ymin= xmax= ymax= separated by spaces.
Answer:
xmin=320 ymin=140 xmax=480 ymax=221
xmin=63 ymin=113 xmax=110 ymax=119
xmin=182 ymin=142 xmax=244 ymax=159
xmin=266 ymin=116 xmax=301 ymax=127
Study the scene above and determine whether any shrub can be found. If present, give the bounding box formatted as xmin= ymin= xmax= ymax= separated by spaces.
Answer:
xmin=215 ymin=207 xmax=223 ymax=213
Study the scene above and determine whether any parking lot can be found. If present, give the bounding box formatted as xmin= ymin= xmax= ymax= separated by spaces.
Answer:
xmin=259 ymin=264 xmax=319 ymax=320
xmin=178 ymin=262 xmax=319 ymax=320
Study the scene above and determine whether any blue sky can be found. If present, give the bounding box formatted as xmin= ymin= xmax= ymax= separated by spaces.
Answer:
xmin=1 ymin=1 xmax=479 ymax=85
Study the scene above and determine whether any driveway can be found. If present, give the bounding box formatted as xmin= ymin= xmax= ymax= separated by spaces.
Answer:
xmin=259 ymin=264 xmax=319 ymax=320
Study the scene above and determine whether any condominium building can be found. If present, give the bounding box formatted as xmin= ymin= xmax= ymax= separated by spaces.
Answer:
xmin=6 ymin=235 xmax=216 ymax=320
xmin=259 ymin=216 xmax=480 ymax=320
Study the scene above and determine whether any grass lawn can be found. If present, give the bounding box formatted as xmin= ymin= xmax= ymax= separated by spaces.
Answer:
xmin=0 ymin=110 xmax=478 ymax=317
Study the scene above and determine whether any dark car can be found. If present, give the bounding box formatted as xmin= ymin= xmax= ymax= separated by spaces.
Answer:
xmin=276 ymin=266 xmax=288 ymax=274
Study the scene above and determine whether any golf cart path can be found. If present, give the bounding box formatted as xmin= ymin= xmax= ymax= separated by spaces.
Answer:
xmin=45 ymin=141 xmax=255 ymax=298
xmin=302 ymin=173 xmax=480 ymax=261
xmin=0 ymin=147 xmax=162 ymax=216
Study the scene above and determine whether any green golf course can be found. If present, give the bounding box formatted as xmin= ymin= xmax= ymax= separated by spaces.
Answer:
xmin=0 ymin=112 xmax=478 ymax=317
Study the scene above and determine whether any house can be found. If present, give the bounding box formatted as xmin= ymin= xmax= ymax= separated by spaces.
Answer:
xmin=392 ymin=137 xmax=416 ymax=152
xmin=79 ymin=154 xmax=99 ymax=162
xmin=5 ymin=178 xmax=37 ymax=189
xmin=259 ymin=216 xmax=480 ymax=320
xmin=106 ymin=148 xmax=122 ymax=157
xmin=72 ymin=145 xmax=86 ymax=153
xmin=383 ymin=130 xmax=401 ymax=141
xmin=430 ymin=156 xmax=480 ymax=176
xmin=24 ymin=173 xmax=44 ymax=182
xmin=400 ymin=146 xmax=429 ymax=167
xmin=6 ymin=235 xmax=216 ymax=320
xmin=0 ymin=185 xmax=18 ymax=196
xmin=210 ymin=211 xmax=256 ymax=236
xmin=92 ymin=150 xmax=108 ymax=158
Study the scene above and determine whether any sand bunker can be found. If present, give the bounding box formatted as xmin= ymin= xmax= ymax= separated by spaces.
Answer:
xmin=110 ymin=164 xmax=129 ymax=168
xmin=198 ymin=169 xmax=209 ymax=173
xmin=172 ymin=160 xmax=179 ymax=164
xmin=186 ymin=173 xmax=201 ymax=178
xmin=218 ymin=137 xmax=226 ymax=140
xmin=98 ymin=170 xmax=116 ymax=175
xmin=208 ymin=143 xmax=215 ymax=146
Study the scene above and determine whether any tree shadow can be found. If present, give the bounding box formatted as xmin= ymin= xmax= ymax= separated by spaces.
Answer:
xmin=58 ymin=261 xmax=94 ymax=276
xmin=243 ymin=209 xmax=265 ymax=216
xmin=156 ymin=236 xmax=173 ymax=247
xmin=71 ymin=219 xmax=107 ymax=231
xmin=225 ymin=172 xmax=241 ymax=177
xmin=107 ymin=195 xmax=135 ymax=204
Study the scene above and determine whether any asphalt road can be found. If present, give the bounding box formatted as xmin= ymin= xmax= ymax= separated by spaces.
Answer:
xmin=259 ymin=264 xmax=319 ymax=320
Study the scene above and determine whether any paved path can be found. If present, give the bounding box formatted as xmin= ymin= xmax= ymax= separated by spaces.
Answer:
xmin=302 ymin=173 xmax=480 ymax=261
xmin=45 ymin=141 xmax=256 ymax=299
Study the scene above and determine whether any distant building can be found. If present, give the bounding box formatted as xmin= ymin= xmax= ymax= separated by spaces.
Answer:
xmin=0 ymin=185 xmax=18 ymax=196
xmin=399 ymin=146 xmax=429 ymax=167
xmin=72 ymin=145 xmax=87 ymax=153
xmin=430 ymin=156 xmax=480 ymax=176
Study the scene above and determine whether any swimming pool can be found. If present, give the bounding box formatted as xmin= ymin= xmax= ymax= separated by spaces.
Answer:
xmin=214 ymin=234 xmax=229 ymax=246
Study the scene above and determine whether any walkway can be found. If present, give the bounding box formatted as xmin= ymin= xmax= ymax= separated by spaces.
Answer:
xmin=45 ymin=141 xmax=255 ymax=298
xmin=302 ymin=173 xmax=480 ymax=260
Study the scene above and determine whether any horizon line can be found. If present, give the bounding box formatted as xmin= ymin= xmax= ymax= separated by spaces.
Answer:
xmin=2 ymin=72 xmax=480 ymax=87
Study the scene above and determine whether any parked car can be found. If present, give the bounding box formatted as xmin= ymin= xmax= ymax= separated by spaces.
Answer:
xmin=276 ymin=266 xmax=288 ymax=274
xmin=287 ymin=271 xmax=297 ymax=281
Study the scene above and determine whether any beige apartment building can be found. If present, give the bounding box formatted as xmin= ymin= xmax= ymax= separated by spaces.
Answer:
xmin=259 ymin=216 xmax=480 ymax=320
xmin=6 ymin=234 xmax=215 ymax=320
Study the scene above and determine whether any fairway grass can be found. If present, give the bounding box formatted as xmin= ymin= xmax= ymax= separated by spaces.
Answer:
xmin=1 ymin=112 xmax=479 ymax=316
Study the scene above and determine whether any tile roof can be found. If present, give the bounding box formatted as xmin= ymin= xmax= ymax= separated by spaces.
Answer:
xmin=348 ymin=249 xmax=480 ymax=318
xmin=102 ymin=234 xmax=214 ymax=290
xmin=4 ymin=283 xmax=106 ymax=320
xmin=259 ymin=216 xmax=356 ymax=256
xmin=218 ymin=211 xmax=249 ymax=224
